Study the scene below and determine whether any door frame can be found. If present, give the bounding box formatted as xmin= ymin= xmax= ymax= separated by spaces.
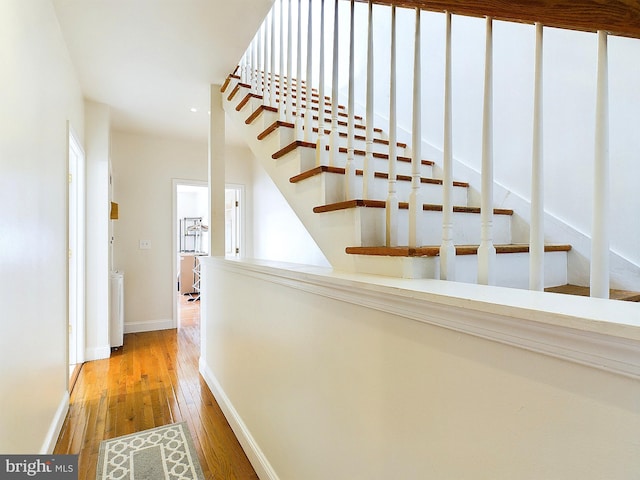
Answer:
xmin=171 ymin=180 xmax=246 ymax=328
xmin=172 ymin=179 xmax=208 ymax=328
xmin=225 ymin=183 xmax=246 ymax=258
xmin=67 ymin=124 xmax=86 ymax=386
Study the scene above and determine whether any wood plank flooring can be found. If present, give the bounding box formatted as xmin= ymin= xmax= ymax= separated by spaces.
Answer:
xmin=54 ymin=295 xmax=258 ymax=480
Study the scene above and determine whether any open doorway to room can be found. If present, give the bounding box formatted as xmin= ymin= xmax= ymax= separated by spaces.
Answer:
xmin=68 ymin=127 xmax=85 ymax=388
xmin=174 ymin=181 xmax=209 ymax=329
xmin=172 ymin=181 xmax=244 ymax=328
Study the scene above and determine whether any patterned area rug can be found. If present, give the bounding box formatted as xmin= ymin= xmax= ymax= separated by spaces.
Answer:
xmin=96 ymin=422 xmax=205 ymax=480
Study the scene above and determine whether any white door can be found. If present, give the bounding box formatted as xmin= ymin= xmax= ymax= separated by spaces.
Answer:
xmin=225 ymin=188 xmax=241 ymax=256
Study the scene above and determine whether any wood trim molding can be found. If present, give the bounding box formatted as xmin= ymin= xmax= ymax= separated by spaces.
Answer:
xmin=205 ymin=257 xmax=640 ymax=379
xmin=353 ymin=0 xmax=640 ymax=39
xmin=199 ymin=361 xmax=280 ymax=480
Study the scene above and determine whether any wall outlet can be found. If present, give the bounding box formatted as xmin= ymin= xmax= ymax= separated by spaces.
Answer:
xmin=139 ymin=240 xmax=151 ymax=249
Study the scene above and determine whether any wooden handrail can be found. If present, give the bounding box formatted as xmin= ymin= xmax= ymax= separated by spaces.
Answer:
xmin=353 ymin=0 xmax=640 ymax=39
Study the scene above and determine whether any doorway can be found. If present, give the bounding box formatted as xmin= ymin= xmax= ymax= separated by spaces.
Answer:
xmin=68 ymin=127 xmax=85 ymax=386
xmin=174 ymin=181 xmax=209 ymax=328
xmin=172 ymin=181 xmax=244 ymax=328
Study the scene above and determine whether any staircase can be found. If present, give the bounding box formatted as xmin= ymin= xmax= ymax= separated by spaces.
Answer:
xmin=221 ymin=72 xmax=572 ymax=289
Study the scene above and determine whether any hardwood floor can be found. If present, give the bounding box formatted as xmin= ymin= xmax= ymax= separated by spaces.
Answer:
xmin=54 ymin=295 xmax=258 ymax=480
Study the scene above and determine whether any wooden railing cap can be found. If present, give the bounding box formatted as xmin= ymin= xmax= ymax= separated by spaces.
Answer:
xmin=353 ymin=0 xmax=640 ymax=39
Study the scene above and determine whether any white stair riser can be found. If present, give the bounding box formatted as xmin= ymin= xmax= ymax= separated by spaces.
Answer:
xmin=332 ymin=174 xmax=468 ymax=206
xmin=329 ymin=135 xmax=407 ymax=157
xmin=350 ymin=251 xmax=568 ymax=287
xmin=314 ymin=171 xmax=467 ymax=205
xmin=316 ymin=207 xmax=511 ymax=246
xmin=442 ymin=251 xmax=568 ymax=288
xmin=292 ymin=147 xmax=433 ymax=179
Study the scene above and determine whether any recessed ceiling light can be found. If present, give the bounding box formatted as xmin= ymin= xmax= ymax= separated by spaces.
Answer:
xmin=190 ymin=107 xmax=198 ymax=113
xmin=208 ymin=111 xmax=211 ymax=115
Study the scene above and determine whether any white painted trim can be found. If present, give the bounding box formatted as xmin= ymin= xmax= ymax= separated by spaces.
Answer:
xmin=85 ymin=345 xmax=112 ymax=361
xmin=206 ymin=257 xmax=640 ymax=379
xmin=124 ymin=319 xmax=174 ymax=334
xmin=199 ymin=359 xmax=280 ymax=480
xmin=40 ymin=391 xmax=69 ymax=454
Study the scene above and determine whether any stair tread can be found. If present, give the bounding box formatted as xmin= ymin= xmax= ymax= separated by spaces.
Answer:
xmin=345 ymin=244 xmax=572 ymax=257
xmin=227 ymin=82 xmax=251 ymax=101
xmin=314 ymin=199 xmax=513 ymax=215
xmin=278 ymin=99 xmax=360 ymax=120
xmin=290 ymin=165 xmax=469 ymax=187
xmin=544 ymin=284 xmax=640 ymax=302
xmin=220 ymin=73 xmax=242 ymax=93
xmin=236 ymin=92 xmax=263 ymax=111
xmin=312 ymin=127 xmax=407 ymax=148
xmin=245 ymin=104 xmax=279 ymax=124
xmin=257 ymin=120 xmax=296 ymax=140
xmin=272 ymin=141 xmax=434 ymax=165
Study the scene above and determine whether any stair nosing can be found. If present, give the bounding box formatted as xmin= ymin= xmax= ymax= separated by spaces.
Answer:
xmin=345 ymin=244 xmax=572 ymax=257
xmin=313 ymin=200 xmax=513 ymax=215
xmin=289 ymin=166 xmax=469 ymax=188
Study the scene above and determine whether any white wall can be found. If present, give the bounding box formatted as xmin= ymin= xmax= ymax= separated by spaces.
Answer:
xmin=202 ymin=259 xmax=640 ymax=480
xmin=251 ymin=156 xmax=330 ymax=267
xmin=111 ymin=133 xmax=256 ymax=331
xmin=84 ymin=100 xmax=111 ymax=360
xmin=111 ymin=132 xmax=208 ymax=331
xmin=0 ymin=0 xmax=84 ymax=453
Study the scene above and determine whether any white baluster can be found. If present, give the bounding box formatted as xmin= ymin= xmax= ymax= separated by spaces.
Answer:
xmin=408 ymin=8 xmax=422 ymax=248
xmin=269 ymin=8 xmax=276 ymax=106
xmin=440 ymin=11 xmax=456 ymax=280
xmin=286 ymin=0 xmax=294 ymax=123
xmin=345 ymin=0 xmax=356 ymax=199
xmin=363 ymin=0 xmax=375 ymax=198
xmin=296 ymin=0 xmax=304 ymax=138
xmin=477 ymin=16 xmax=496 ymax=285
xmin=252 ymin=34 xmax=258 ymax=93
xmin=279 ymin=0 xmax=285 ymax=119
xmin=329 ymin=0 xmax=340 ymax=166
xmin=591 ymin=30 xmax=610 ymax=299
xmin=386 ymin=4 xmax=398 ymax=247
xmin=304 ymin=0 xmax=313 ymax=141
xmin=252 ymin=30 xmax=258 ymax=93
xmin=243 ymin=51 xmax=249 ymax=84
xmin=316 ymin=0 xmax=328 ymax=165
xmin=259 ymin=21 xmax=265 ymax=97
xmin=530 ymin=22 xmax=544 ymax=291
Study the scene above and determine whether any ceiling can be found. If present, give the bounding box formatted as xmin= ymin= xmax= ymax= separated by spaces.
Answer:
xmin=52 ymin=0 xmax=273 ymax=143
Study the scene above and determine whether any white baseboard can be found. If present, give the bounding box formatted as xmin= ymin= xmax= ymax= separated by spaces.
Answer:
xmin=85 ymin=344 xmax=111 ymax=361
xmin=40 ymin=391 xmax=69 ymax=454
xmin=199 ymin=359 xmax=279 ymax=480
xmin=124 ymin=319 xmax=174 ymax=334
